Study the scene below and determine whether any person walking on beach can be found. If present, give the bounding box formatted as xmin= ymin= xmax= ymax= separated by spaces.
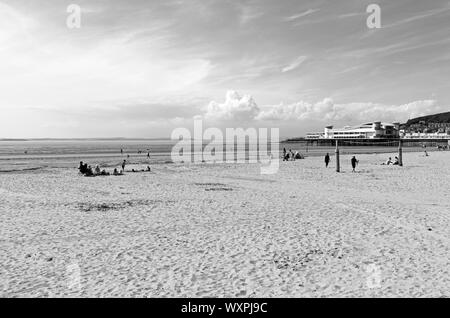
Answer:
xmin=324 ymin=153 xmax=330 ymax=168
xmin=351 ymin=156 xmax=359 ymax=172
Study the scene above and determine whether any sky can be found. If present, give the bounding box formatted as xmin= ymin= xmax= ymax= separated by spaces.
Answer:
xmin=0 ymin=0 xmax=449 ymax=138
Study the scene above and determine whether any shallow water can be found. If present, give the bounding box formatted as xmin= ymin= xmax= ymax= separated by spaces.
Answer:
xmin=0 ymin=139 xmax=442 ymax=172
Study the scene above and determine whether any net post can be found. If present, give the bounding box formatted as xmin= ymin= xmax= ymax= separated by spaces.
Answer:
xmin=335 ymin=139 xmax=340 ymax=172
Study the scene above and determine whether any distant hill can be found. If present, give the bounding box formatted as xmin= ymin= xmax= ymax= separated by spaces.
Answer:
xmin=405 ymin=111 xmax=450 ymax=125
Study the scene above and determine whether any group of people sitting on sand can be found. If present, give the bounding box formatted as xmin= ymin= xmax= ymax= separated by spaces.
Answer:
xmin=79 ymin=161 xmax=124 ymax=177
xmin=382 ymin=156 xmax=401 ymax=165
xmin=282 ymin=148 xmax=304 ymax=161
xmin=79 ymin=160 xmax=151 ymax=177
xmin=131 ymin=167 xmax=152 ymax=173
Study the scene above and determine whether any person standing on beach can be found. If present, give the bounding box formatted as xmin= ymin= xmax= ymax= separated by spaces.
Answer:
xmin=120 ymin=148 xmax=123 ymax=155
xmin=122 ymin=160 xmax=126 ymax=172
xmin=351 ymin=156 xmax=358 ymax=172
xmin=325 ymin=153 xmax=330 ymax=168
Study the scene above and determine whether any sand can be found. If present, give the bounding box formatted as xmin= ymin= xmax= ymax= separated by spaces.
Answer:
xmin=0 ymin=151 xmax=449 ymax=297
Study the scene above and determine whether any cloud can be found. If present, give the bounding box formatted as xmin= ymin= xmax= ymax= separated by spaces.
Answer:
xmin=281 ymin=56 xmax=307 ymax=72
xmin=257 ymin=98 xmax=335 ymax=121
xmin=1 ymin=1 xmax=449 ymax=138
xmin=283 ymin=9 xmax=319 ymax=22
xmin=0 ymin=9 xmax=213 ymax=110
xmin=0 ymin=2 xmax=36 ymax=45
xmin=204 ymin=91 xmax=261 ymax=121
xmin=338 ymin=12 xmax=363 ymax=19
xmin=332 ymin=100 xmax=445 ymax=124
xmin=383 ymin=6 xmax=450 ymax=29
xmin=202 ymin=91 xmax=448 ymax=127
xmin=258 ymin=99 xmax=446 ymax=125
xmin=238 ymin=4 xmax=264 ymax=25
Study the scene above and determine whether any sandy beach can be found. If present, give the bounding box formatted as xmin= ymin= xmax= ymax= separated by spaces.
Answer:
xmin=0 ymin=151 xmax=449 ymax=298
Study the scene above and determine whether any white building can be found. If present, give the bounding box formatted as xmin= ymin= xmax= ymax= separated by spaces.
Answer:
xmin=306 ymin=122 xmax=400 ymax=139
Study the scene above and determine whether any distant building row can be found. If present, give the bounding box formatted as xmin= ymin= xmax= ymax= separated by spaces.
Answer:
xmin=403 ymin=121 xmax=450 ymax=134
xmin=408 ymin=121 xmax=450 ymax=129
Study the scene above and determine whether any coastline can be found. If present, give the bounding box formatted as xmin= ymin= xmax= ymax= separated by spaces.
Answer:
xmin=0 ymin=145 xmax=444 ymax=173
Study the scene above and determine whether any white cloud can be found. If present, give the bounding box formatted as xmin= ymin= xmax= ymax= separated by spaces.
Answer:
xmin=383 ymin=6 xmax=450 ymax=29
xmin=204 ymin=91 xmax=260 ymax=121
xmin=332 ymin=100 xmax=445 ymax=124
xmin=0 ymin=6 xmax=213 ymax=112
xmin=0 ymin=2 xmax=36 ymax=46
xmin=281 ymin=56 xmax=307 ymax=72
xmin=257 ymin=98 xmax=335 ymax=121
xmin=283 ymin=9 xmax=319 ymax=22
xmin=258 ymin=99 xmax=446 ymax=125
xmin=239 ymin=4 xmax=264 ymax=25
xmin=1 ymin=1 xmax=449 ymax=138
xmin=202 ymin=91 xmax=447 ymax=127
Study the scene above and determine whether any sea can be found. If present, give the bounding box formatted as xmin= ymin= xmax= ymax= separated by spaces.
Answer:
xmin=0 ymin=139 xmax=436 ymax=172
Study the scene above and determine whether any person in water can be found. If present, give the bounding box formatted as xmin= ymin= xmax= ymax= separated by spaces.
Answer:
xmin=351 ymin=156 xmax=359 ymax=172
xmin=324 ymin=153 xmax=330 ymax=168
